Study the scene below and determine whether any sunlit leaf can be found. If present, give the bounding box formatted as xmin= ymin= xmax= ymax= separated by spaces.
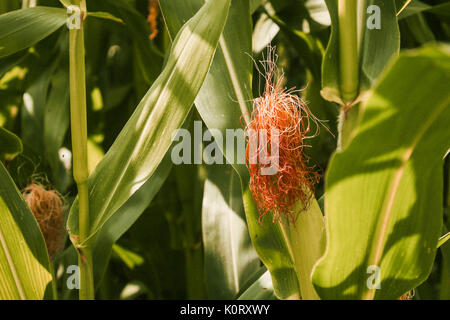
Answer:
xmin=313 ymin=45 xmax=450 ymax=299
xmin=68 ymin=0 xmax=232 ymax=246
xmin=321 ymin=0 xmax=400 ymax=105
xmin=0 ymin=161 xmax=52 ymax=299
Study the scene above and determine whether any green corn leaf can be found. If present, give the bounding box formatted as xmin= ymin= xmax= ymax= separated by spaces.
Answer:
xmin=252 ymin=5 xmax=279 ymax=54
xmin=0 ymin=7 xmax=67 ymax=58
xmin=305 ymin=0 xmax=331 ymax=27
xmin=237 ymin=269 xmax=276 ymax=300
xmin=86 ymin=12 xmax=124 ymax=24
xmin=43 ymin=68 xmax=72 ymax=191
xmin=403 ymin=13 xmax=436 ymax=45
xmin=250 ymin=0 xmax=266 ymax=13
xmin=0 ymin=50 xmax=28 ymax=79
xmin=242 ymin=190 xmax=325 ymax=300
xmin=103 ymin=0 xmax=163 ymax=91
xmin=56 ymin=150 xmax=173 ymax=298
xmin=202 ymin=164 xmax=260 ymax=299
xmin=321 ymin=0 xmax=400 ymax=105
xmin=438 ymin=232 xmax=450 ymax=248
xmin=241 ymin=189 xmax=301 ymax=299
xmin=68 ymin=0 xmax=231 ymax=246
xmin=0 ymin=126 xmax=23 ymax=161
xmin=313 ymin=45 xmax=450 ymax=299
xmin=439 ymin=226 xmax=450 ymax=299
xmin=160 ymin=0 xmax=252 ymax=181
xmin=0 ymin=161 xmax=52 ymax=299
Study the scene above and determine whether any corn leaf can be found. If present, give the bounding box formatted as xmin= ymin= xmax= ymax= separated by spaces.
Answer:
xmin=161 ymin=1 xmax=261 ymax=299
xmin=0 ymin=161 xmax=52 ymax=299
xmin=0 ymin=7 xmax=67 ymax=58
xmin=43 ymin=68 xmax=71 ymax=191
xmin=161 ymin=0 xmax=265 ymax=298
xmin=313 ymin=45 xmax=450 ymax=299
xmin=67 ymin=0 xmax=231 ymax=245
xmin=202 ymin=164 xmax=260 ymax=299
xmin=21 ymin=42 xmax=62 ymax=160
xmin=0 ymin=1 xmax=20 ymax=15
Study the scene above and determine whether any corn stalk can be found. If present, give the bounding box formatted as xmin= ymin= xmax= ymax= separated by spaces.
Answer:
xmin=68 ymin=0 xmax=94 ymax=300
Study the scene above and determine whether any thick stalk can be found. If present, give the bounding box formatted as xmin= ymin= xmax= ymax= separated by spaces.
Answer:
xmin=338 ymin=0 xmax=359 ymax=103
xmin=69 ymin=0 xmax=94 ymax=300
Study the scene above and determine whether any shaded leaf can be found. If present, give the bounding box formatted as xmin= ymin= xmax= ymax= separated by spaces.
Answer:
xmin=0 ymin=7 xmax=67 ymax=58
xmin=0 ymin=126 xmax=22 ymax=161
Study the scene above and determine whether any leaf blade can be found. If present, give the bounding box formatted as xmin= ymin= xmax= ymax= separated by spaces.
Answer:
xmin=202 ymin=165 xmax=260 ymax=299
xmin=313 ymin=45 xmax=450 ymax=299
xmin=0 ymin=162 xmax=52 ymax=300
xmin=0 ymin=126 xmax=23 ymax=161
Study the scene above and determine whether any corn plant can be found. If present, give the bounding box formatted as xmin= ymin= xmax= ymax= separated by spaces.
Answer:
xmin=0 ymin=0 xmax=449 ymax=301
